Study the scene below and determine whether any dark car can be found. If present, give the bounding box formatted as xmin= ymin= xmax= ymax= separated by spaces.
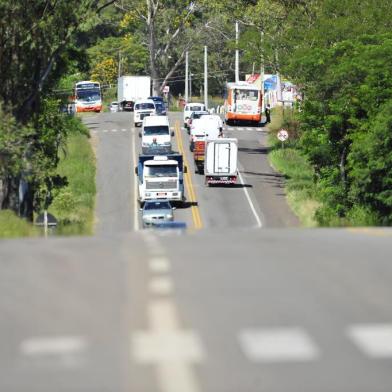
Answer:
xmin=148 ymin=96 xmax=165 ymax=104
xmin=155 ymin=102 xmax=167 ymax=116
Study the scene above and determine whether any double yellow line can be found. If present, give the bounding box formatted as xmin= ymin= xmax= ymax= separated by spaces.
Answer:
xmin=174 ymin=121 xmax=203 ymax=229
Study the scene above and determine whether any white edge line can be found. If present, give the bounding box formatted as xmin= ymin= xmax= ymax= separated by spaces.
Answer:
xmin=132 ymin=129 xmax=139 ymax=231
xmin=238 ymin=170 xmax=263 ymax=228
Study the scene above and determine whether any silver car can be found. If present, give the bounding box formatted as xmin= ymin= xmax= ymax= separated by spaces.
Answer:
xmin=109 ymin=101 xmax=119 ymax=112
xmin=141 ymin=200 xmax=175 ymax=227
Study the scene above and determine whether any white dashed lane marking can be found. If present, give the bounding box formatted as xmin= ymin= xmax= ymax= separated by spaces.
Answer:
xmin=239 ymin=328 xmax=320 ymax=363
xmin=131 ymin=300 xmax=204 ymax=392
xmin=149 ymin=276 xmax=173 ymax=295
xmin=20 ymin=336 xmax=87 ymax=358
xmin=348 ymin=324 xmax=392 ymax=358
xmin=149 ymin=257 xmax=171 ymax=273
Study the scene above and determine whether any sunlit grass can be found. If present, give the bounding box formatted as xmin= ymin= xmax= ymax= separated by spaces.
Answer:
xmin=0 ymin=210 xmax=38 ymax=238
xmin=49 ymin=132 xmax=96 ymax=235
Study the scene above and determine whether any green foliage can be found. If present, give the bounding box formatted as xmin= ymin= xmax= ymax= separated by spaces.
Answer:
xmin=49 ymin=131 xmax=96 ymax=235
xmin=0 ymin=104 xmax=33 ymax=179
xmin=268 ymin=108 xmax=319 ymax=227
xmin=0 ymin=210 xmax=38 ymax=238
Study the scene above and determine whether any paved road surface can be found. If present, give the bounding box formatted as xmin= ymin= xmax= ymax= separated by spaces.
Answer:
xmin=1 ymin=228 xmax=392 ymax=391
xmin=85 ymin=111 xmax=298 ymax=232
xmin=1 ymin=112 xmax=391 ymax=391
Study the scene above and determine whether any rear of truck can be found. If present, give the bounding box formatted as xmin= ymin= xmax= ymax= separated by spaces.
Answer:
xmin=204 ymin=139 xmax=238 ymax=185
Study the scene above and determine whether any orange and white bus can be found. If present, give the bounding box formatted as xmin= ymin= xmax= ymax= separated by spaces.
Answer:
xmin=74 ymin=81 xmax=102 ymax=113
xmin=224 ymin=82 xmax=262 ymax=125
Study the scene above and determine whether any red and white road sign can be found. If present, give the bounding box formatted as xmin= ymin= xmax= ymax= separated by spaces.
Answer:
xmin=277 ymin=129 xmax=289 ymax=141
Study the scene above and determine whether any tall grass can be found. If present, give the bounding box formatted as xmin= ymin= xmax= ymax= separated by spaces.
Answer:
xmin=49 ymin=131 xmax=96 ymax=235
xmin=268 ymin=107 xmax=320 ymax=227
xmin=0 ymin=210 xmax=38 ymax=238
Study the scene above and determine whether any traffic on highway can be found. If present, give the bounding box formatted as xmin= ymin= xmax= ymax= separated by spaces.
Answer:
xmin=2 ymin=2 xmax=392 ymax=392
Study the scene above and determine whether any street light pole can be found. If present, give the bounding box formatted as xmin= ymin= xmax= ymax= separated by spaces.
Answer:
xmin=189 ymin=72 xmax=192 ymax=101
xmin=204 ymin=46 xmax=208 ymax=109
xmin=185 ymin=51 xmax=189 ymax=103
xmin=260 ymin=31 xmax=265 ymax=112
xmin=235 ymin=21 xmax=240 ymax=83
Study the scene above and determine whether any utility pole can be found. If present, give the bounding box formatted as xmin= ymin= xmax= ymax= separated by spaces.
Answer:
xmin=118 ymin=51 xmax=122 ymax=78
xmin=275 ymin=49 xmax=282 ymax=103
xmin=235 ymin=21 xmax=240 ymax=83
xmin=185 ymin=51 xmax=189 ymax=103
xmin=260 ymin=31 xmax=265 ymax=112
xmin=189 ymin=72 xmax=192 ymax=101
xmin=204 ymin=46 xmax=208 ymax=109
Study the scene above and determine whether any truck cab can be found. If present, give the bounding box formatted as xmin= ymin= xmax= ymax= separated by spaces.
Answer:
xmin=140 ymin=115 xmax=173 ymax=155
xmin=134 ymin=99 xmax=156 ymax=127
xmin=135 ymin=155 xmax=186 ymax=205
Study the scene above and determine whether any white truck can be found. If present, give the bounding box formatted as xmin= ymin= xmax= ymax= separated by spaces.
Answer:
xmin=117 ymin=76 xmax=151 ymax=111
xmin=204 ymin=138 xmax=238 ymax=185
xmin=135 ymin=154 xmax=186 ymax=205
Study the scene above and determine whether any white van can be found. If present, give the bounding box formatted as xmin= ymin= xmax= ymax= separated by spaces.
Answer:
xmin=183 ymin=102 xmax=206 ymax=128
xmin=140 ymin=115 xmax=173 ymax=154
xmin=189 ymin=115 xmax=222 ymax=151
xmin=134 ymin=99 xmax=156 ymax=127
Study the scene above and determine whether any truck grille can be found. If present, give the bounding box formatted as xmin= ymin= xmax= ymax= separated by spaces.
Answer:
xmin=146 ymin=180 xmax=177 ymax=190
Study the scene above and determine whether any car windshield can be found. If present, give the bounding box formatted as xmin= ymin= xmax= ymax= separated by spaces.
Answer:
xmin=135 ymin=103 xmax=155 ymax=110
xmin=155 ymin=103 xmax=165 ymax=111
xmin=145 ymin=165 xmax=177 ymax=177
xmin=189 ymin=106 xmax=203 ymax=111
xmin=149 ymin=97 xmax=164 ymax=103
xmin=192 ymin=112 xmax=209 ymax=119
xmin=144 ymin=201 xmax=171 ymax=210
xmin=144 ymin=126 xmax=169 ymax=136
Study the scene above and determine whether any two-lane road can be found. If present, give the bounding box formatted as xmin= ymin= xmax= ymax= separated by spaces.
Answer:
xmin=84 ymin=111 xmax=298 ymax=232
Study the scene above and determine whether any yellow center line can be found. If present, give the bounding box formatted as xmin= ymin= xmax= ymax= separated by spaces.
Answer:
xmin=174 ymin=121 xmax=203 ymax=230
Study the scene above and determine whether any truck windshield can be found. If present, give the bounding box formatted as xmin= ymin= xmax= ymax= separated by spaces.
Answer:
xmin=145 ymin=165 xmax=178 ymax=177
xmin=135 ymin=103 xmax=155 ymax=110
xmin=234 ymin=89 xmax=259 ymax=101
xmin=144 ymin=126 xmax=169 ymax=136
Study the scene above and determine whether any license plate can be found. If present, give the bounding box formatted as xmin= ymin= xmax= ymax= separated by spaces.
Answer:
xmin=157 ymin=192 xmax=166 ymax=197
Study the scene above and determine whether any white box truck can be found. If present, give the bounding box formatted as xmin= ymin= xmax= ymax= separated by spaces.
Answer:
xmin=117 ymin=76 xmax=151 ymax=111
xmin=204 ymin=138 xmax=238 ymax=185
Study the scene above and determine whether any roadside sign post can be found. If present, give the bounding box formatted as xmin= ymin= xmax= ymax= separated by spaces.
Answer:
xmin=277 ymin=129 xmax=289 ymax=150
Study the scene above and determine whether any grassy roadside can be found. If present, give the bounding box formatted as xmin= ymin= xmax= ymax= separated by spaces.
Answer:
xmin=267 ymin=107 xmax=320 ymax=227
xmin=0 ymin=121 xmax=96 ymax=238
xmin=0 ymin=210 xmax=39 ymax=238
xmin=49 ymin=129 xmax=96 ymax=235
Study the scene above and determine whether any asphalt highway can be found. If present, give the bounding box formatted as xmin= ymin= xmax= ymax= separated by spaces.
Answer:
xmin=1 ymin=228 xmax=392 ymax=391
xmin=0 ymin=111 xmax=391 ymax=392
xmin=85 ymin=111 xmax=298 ymax=232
